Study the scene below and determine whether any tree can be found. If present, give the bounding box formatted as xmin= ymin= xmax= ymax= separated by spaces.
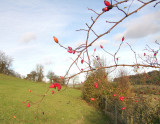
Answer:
xmin=47 ymin=71 xmax=56 ymax=83
xmin=30 ymin=71 xmax=37 ymax=81
xmin=36 ymin=64 xmax=44 ymax=82
xmin=0 ymin=51 xmax=13 ymax=75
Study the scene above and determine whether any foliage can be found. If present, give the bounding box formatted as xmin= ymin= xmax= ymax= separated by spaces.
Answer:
xmin=82 ymin=59 xmax=109 ymax=109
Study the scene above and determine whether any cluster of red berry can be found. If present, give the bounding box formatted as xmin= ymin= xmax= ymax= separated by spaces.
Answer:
xmin=102 ymin=0 xmax=112 ymax=12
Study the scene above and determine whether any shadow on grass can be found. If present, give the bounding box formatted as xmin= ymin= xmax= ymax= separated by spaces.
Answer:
xmin=83 ymin=110 xmax=112 ymax=124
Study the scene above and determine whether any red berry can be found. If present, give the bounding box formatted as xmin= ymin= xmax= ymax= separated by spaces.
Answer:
xmin=114 ymin=94 xmax=116 ymax=97
xmin=100 ymin=45 xmax=103 ymax=48
xmin=94 ymin=82 xmax=98 ymax=88
xmin=121 ymin=107 xmax=125 ymax=110
xmin=122 ymin=36 xmax=125 ymax=42
xmin=81 ymin=59 xmax=84 ymax=64
xmin=120 ymin=96 xmax=125 ymax=101
xmin=53 ymin=83 xmax=61 ymax=91
xmin=49 ymin=84 xmax=55 ymax=88
xmin=102 ymin=7 xmax=108 ymax=12
xmin=73 ymin=50 xmax=75 ymax=54
xmin=52 ymin=91 xmax=55 ymax=94
xmin=90 ymin=98 xmax=95 ymax=101
xmin=27 ymin=103 xmax=30 ymax=107
xmin=104 ymin=1 xmax=111 ymax=6
xmin=68 ymin=46 xmax=73 ymax=53
xmin=53 ymin=36 xmax=58 ymax=43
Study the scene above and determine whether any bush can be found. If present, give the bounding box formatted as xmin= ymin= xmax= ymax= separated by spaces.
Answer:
xmin=82 ymin=58 xmax=109 ymax=109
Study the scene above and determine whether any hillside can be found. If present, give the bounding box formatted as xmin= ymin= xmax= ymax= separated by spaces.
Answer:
xmin=0 ymin=74 xmax=109 ymax=124
xmin=114 ymin=70 xmax=160 ymax=85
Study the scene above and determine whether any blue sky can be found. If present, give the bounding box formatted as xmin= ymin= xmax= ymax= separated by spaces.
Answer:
xmin=0 ymin=0 xmax=160 ymax=82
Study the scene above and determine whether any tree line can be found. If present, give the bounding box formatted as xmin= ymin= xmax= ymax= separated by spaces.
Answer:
xmin=0 ymin=51 xmax=21 ymax=78
xmin=114 ymin=70 xmax=160 ymax=85
xmin=0 ymin=50 xmax=65 ymax=84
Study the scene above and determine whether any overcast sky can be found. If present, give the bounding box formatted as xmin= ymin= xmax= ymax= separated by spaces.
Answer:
xmin=0 ymin=0 xmax=160 ymax=82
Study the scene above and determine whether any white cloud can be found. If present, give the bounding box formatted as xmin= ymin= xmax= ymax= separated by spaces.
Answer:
xmin=92 ymin=39 xmax=110 ymax=47
xmin=114 ymin=33 xmax=124 ymax=41
xmin=20 ymin=32 xmax=36 ymax=43
xmin=125 ymin=10 xmax=160 ymax=39
xmin=113 ymin=10 xmax=160 ymax=41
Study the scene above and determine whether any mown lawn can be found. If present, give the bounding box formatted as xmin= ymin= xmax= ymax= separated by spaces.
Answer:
xmin=0 ymin=74 xmax=110 ymax=124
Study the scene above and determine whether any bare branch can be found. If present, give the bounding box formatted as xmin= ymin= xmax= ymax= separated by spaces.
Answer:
xmin=76 ymin=29 xmax=88 ymax=32
xmin=127 ymin=43 xmax=138 ymax=65
xmin=86 ymin=23 xmax=98 ymax=37
xmin=127 ymin=0 xmax=135 ymax=14
xmin=116 ymin=5 xmax=128 ymax=16
xmin=88 ymin=8 xmax=99 ymax=15
xmin=154 ymin=1 xmax=160 ymax=7
xmin=106 ymin=20 xmax=118 ymax=23
xmin=137 ymin=0 xmax=145 ymax=4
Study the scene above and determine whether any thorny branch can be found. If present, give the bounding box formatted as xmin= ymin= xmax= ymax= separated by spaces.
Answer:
xmin=60 ymin=0 xmax=159 ymax=82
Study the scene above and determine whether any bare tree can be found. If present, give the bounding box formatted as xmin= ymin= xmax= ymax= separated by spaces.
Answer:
xmin=36 ymin=64 xmax=44 ymax=82
xmin=0 ymin=51 xmax=13 ymax=75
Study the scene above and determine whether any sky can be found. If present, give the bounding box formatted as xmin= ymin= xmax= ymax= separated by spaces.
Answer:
xmin=0 ymin=0 xmax=160 ymax=83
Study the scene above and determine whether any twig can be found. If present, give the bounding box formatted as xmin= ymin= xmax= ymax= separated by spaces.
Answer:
xmin=88 ymin=8 xmax=99 ymax=15
xmin=116 ymin=5 xmax=128 ymax=16
xmin=154 ymin=1 xmax=160 ymax=7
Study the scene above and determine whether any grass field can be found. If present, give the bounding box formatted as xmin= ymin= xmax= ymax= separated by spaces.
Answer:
xmin=0 ymin=74 xmax=110 ymax=124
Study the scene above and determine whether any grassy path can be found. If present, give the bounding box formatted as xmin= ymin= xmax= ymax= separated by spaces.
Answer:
xmin=0 ymin=74 xmax=109 ymax=124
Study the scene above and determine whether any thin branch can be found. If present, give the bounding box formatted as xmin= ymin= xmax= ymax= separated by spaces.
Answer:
xmin=127 ymin=0 xmax=135 ymax=14
xmin=154 ymin=1 xmax=160 ymax=7
xmin=66 ymin=63 xmax=160 ymax=80
xmin=88 ymin=8 xmax=99 ymax=15
xmin=106 ymin=20 xmax=118 ymax=23
xmin=76 ymin=29 xmax=88 ymax=32
xmin=102 ymin=48 xmax=114 ymax=57
xmin=137 ymin=0 xmax=145 ymax=4
xmin=116 ymin=5 xmax=128 ymax=16
xmin=86 ymin=23 xmax=98 ymax=37
xmin=91 ymin=17 xmax=94 ymax=22
xmin=127 ymin=43 xmax=138 ymax=65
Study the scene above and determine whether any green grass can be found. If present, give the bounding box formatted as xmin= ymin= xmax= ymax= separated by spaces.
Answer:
xmin=0 ymin=74 xmax=110 ymax=124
